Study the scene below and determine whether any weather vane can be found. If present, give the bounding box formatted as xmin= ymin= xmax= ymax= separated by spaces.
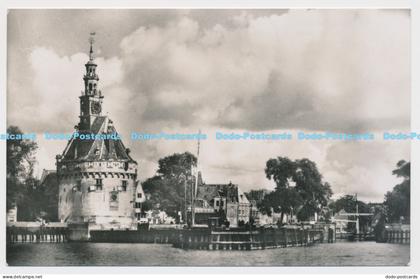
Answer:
xmin=89 ymin=32 xmax=96 ymax=60
xmin=89 ymin=32 xmax=96 ymax=45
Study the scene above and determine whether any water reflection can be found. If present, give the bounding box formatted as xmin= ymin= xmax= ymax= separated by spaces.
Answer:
xmin=7 ymin=241 xmax=409 ymax=266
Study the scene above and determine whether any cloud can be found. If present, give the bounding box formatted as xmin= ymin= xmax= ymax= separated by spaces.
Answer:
xmin=7 ymin=9 xmax=411 ymax=202
xmin=8 ymin=47 xmax=123 ymax=133
xmin=115 ymin=10 xmax=410 ymax=133
xmin=323 ymin=140 xmax=410 ymax=202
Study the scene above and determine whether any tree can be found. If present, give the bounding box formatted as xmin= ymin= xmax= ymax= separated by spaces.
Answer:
xmin=262 ymin=156 xmax=332 ymax=224
xmin=262 ymin=157 xmax=301 ymax=224
xmin=259 ymin=187 xmax=302 ymax=223
xmin=329 ymin=195 xmax=369 ymax=214
xmin=329 ymin=195 xmax=371 ymax=232
xmin=6 ymin=126 xmax=38 ymax=211
xmin=142 ymin=152 xmax=197 ymax=222
xmin=384 ymin=160 xmax=410 ymax=223
xmin=293 ymin=159 xmax=332 ymax=221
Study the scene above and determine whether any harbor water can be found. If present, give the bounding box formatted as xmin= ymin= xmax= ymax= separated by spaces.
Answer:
xmin=7 ymin=241 xmax=409 ymax=266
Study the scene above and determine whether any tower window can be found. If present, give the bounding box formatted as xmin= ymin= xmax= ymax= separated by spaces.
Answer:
xmin=137 ymin=193 xmax=142 ymax=199
xmin=121 ymin=180 xmax=127 ymax=192
xmin=96 ymin=179 xmax=103 ymax=190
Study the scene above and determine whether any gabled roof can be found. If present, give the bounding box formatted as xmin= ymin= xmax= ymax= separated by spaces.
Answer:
xmin=197 ymin=183 xmax=246 ymax=203
xmin=61 ymin=116 xmax=135 ymax=162
xmin=196 ymin=184 xmax=221 ymax=202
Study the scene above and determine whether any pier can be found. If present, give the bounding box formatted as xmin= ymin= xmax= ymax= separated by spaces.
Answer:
xmin=90 ymin=227 xmax=179 ymax=244
xmin=89 ymin=226 xmax=331 ymax=251
xmin=175 ymin=227 xmax=327 ymax=250
xmin=7 ymin=220 xmax=334 ymax=251
xmin=384 ymin=224 xmax=410 ymax=244
xmin=7 ymin=222 xmax=68 ymax=243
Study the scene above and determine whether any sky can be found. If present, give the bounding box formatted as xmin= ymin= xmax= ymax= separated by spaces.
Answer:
xmin=7 ymin=9 xmax=410 ymax=202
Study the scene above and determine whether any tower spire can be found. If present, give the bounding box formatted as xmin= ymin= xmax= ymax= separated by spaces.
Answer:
xmin=89 ymin=32 xmax=96 ymax=61
xmin=79 ymin=32 xmax=103 ymax=131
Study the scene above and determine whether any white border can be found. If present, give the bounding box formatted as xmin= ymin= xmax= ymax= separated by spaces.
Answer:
xmin=0 ymin=0 xmax=418 ymax=276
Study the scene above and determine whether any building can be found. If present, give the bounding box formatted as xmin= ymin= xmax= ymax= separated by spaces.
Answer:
xmin=194 ymin=178 xmax=252 ymax=228
xmin=56 ymin=37 xmax=144 ymax=239
xmin=6 ymin=206 xmax=17 ymax=223
xmin=145 ymin=209 xmax=176 ymax=225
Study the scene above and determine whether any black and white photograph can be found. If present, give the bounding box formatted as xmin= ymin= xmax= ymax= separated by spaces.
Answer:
xmin=2 ymin=7 xmax=414 ymax=271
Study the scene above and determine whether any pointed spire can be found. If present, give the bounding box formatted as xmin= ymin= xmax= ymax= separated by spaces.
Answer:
xmin=89 ymin=32 xmax=96 ymax=61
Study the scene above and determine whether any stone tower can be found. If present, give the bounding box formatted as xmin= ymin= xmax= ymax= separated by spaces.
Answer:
xmin=56 ymin=34 xmax=145 ymax=240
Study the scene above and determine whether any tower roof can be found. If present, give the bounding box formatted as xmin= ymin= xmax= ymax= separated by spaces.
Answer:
xmin=58 ymin=33 xmax=136 ymax=164
xmin=61 ymin=116 xmax=135 ymax=163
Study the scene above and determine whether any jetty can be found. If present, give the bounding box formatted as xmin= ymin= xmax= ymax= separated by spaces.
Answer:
xmin=89 ymin=224 xmax=333 ymax=250
xmin=6 ymin=219 xmax=336 ymax=251
xmin=174 ymin=227 xmax=328 ymax=250
xmin=7 ymin=222 xmax=68 ymax=243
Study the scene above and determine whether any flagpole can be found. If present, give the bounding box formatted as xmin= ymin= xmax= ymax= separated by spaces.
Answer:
xmin=192 ymin=129 xmax=201 ymax=227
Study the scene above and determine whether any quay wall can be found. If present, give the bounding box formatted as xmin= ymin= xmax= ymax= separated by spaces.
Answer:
xmin=176 ymin=228 xmax=326 ymax=250
xmin=7 ymin=221 xmax=333 ymax=251
xmin=90 ymin=227 xmax=329 ymax=250
xmin=90 ymin=228 xmax=179 ymax=244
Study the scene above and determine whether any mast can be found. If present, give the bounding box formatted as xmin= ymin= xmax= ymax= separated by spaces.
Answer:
xmin=355 ymin=193 xmax=360 ymax=235
xmin=191 ymin=130 xmax=201 ymax=227
xmin=184 ymin=175 xmax=187 ymax=224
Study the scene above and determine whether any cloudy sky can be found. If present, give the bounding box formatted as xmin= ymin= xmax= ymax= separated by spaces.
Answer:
xmin=7 ymin=9 xmax=410 ymax=202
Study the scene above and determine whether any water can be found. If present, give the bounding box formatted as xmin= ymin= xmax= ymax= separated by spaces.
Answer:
xmin=7 ymin=241 xmax=409 ymax=266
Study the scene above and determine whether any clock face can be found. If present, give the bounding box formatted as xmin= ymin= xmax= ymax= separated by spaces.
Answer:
xmin=91 ymin=101 xmax=101 ymax=114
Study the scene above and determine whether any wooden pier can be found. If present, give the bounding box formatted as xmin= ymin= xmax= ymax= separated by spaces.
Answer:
xmin=175 ymin=227 xmax=327 ymax=250
xmin=385 ymin=229 xmax=410 ymax=244
xmin=90 ymin=228 xmax=179 ymax=244
xmin=7 ymin=222 xmax=68 ymax=243
xmin=8 ymin=221 xmax=333 ymax=251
